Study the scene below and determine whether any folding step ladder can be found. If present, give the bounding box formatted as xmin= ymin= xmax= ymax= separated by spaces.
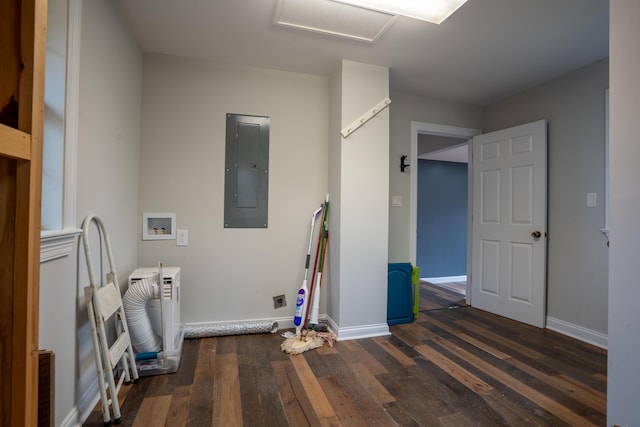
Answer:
xmin=82 ymin=214 xmax=138 ymax=425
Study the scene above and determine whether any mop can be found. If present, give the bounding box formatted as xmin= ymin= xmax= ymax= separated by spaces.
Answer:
xmin=292 ymin=204 xmax=323 ymax=337
xmin=280 ymin=328 xmax=336 ymax=354
xmin=282 ymin=196 xmax=336 ymax=354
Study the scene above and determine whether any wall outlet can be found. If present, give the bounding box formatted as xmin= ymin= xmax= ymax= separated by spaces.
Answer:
xmin=273 ymin=294 xmax=286 ymax=309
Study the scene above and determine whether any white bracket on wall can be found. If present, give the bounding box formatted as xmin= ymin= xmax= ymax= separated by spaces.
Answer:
xmin=341 ymin=97 xmax=392 ymax=138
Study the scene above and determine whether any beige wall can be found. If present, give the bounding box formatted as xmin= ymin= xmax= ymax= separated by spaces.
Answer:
xmin=137 ymin=54 xmax=329 ymax=324
xmin=484 ymin=58 xmax=609 ymax=335
xmin=388 ymin=91 xmax=483 ymax=263
xmin=38 ymin=3 xmax=616 ymax=423
xmin=608 ymin=1 xmax=640 ymax=424
xmin=39 ymin=0 xmax=143 ymax=425
xmin=328 ymin=60 xmax=390 ymax=334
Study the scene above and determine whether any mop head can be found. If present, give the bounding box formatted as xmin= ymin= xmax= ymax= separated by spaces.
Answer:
xmin=281 ymin=329 xmax=337 ymax=354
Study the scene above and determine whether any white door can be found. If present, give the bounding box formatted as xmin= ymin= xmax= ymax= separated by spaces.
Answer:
xmin=471 ymin=120 xmax=547 ymax=328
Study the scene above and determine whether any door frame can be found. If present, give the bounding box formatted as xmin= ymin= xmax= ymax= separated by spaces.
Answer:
xmin=409 ymin=121 xmax=482 ymax=302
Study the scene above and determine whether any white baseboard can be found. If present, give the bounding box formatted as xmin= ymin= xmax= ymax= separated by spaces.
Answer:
xmin=274 ymin=315 xmax=334 ymax=332
xmin=326 ymin=316 xmax=390 ymax=341
xmin=422 ymin=275 xmax=467 ymax=284
xmin=60 ymin=405 xmax=81 ymax=427
xmin=273 ymin=316 xmax=294 ymax=331
xmin=546 ymin=316 xmax=608 ymax=349
xmin=279 ymin=314 xmax=390 ymax=340
xmin=62 ymin=377 xmax=100 ymax=427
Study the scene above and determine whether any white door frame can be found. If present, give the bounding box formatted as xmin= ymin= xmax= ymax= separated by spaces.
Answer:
xmin=410 ymin=121 xmax=482 ymax=301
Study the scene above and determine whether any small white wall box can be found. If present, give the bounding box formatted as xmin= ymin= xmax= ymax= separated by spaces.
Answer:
xmin=143 ymin=212 xmax=176 ymax=240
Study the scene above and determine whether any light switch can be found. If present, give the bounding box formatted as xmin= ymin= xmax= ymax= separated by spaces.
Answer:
xmin=177 ymin=229 xmax=188 ymax=246
xmin=391 ymin=196 xmax=402 ymax=207
xmin=586 ymin=193 xmax=597 ymax=208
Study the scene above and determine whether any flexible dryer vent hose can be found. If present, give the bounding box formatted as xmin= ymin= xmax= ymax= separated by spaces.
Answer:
xmin=184 ymin=320 xmax=278 ymax=339
xmin=123 ymin=277 xmax=162 ymax=353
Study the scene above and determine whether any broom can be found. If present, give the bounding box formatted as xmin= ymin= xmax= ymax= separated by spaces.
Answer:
xmin=282 ymin=196 xmax=336 ymax=354
xmin=309 ymin=195 xmax=329 ymax=328
xmin=305 ymin=194 xmax=329 ymax=327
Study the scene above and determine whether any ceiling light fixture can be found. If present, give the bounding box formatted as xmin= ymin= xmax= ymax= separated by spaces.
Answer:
xmin=331 ymin=0 xmax=468 ymax=24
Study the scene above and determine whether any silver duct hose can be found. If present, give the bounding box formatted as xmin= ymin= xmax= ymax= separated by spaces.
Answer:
xmin=184 ymin=320 xmax=278 ymax=339
xmin=123 ymin=277 xmax=162 ymax=353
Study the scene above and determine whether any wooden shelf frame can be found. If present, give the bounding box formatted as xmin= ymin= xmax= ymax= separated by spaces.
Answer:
xmin=1 ymin=0 xmax=47 ymax=425
xmin=0 ymin=124 xmax=32 ymax=160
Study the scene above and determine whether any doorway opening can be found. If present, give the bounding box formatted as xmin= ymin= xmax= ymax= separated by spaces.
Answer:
xmin=418 ymin=142 xmax=469 ymax=296
xmin=409 ymin=121 xmax=482 ymax=304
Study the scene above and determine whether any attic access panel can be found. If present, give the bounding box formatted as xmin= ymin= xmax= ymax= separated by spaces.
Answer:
xmin=224 ymin=114 xmax=270 ymax=228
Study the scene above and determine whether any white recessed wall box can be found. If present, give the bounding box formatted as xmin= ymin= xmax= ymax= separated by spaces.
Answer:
xmin=142 ymin=213 xmax=176 ymax=240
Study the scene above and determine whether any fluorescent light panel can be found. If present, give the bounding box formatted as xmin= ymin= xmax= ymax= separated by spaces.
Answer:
xmin=331 ymin=0 xmax=468 ymax=24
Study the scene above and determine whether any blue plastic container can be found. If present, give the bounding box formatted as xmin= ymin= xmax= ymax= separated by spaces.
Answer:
xmin=387 ymin=263 xmax=414 ymax=325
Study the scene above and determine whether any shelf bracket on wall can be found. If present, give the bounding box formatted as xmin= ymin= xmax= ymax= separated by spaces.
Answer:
xmin=341 ymin=97 xmax=391 ymax=138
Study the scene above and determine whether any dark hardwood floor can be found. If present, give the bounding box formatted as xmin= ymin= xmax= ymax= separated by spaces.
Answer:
xmin=83 ymin=282 xmax=607 ymax=426
xmin=421 ymin=279 xmax=467 ymax=297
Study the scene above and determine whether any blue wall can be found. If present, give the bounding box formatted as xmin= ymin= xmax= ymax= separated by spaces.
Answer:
xmin=417 ymin=159 xmax=467 ymax=277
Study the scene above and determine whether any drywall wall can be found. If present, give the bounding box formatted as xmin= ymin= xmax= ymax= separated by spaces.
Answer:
xmin=39 ymin=236 xmax=79 ymax=427
xmin=608 ymin=1 xmax=640 ymax=424
xmin=329 ymin=60 xmax=390 ymax=335
xmin=388 ymin=91 xmax=483 ymax=263
xmin=484 ymin=59 xmax=609 ymax=336
xmin=327 ymin=63 xmax=342 ymax=326
xmin=38 ymin=0 xmax=143 ymax=424
xmin=137 ymin=54 xmax=329 ymax=325
xmin=417 ymin=159 xmax=467 ymax=277
xmin=418 ymin=134 xmax=467 ymax=156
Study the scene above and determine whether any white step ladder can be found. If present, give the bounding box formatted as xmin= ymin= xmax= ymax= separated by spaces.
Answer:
xmin=82 ymin=214 xmax=139 ymax=425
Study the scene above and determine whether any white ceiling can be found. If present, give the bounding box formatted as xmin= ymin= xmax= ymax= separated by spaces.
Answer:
xmin=420 ymin=144 xmax=468 ymax=163
xmin=115 ymin=0 xmax=609 ymax=106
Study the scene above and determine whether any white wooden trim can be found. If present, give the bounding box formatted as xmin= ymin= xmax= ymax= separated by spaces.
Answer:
xmin=40 ymin=229 xmax=81 ymax=263
xmin=63 ymin=0 xmax=82 ymax=230
xmin=326 ymin=316 xmax=390 ymax=341
xmin=546 ymin=316 xmax=608 ymax=349
xmin=421 ymin=275 xmax=467 ymax=284
xmin=67 ymin=376 xmax=101 ymax=427
xmin=341 ymin=97 xmax=391 ymax=138
xmin=602 ymin=88 xmax=609 ymax=238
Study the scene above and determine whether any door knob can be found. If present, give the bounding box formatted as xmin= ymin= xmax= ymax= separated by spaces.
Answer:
xmin=531 ymin=231 xmax=542 ymax=239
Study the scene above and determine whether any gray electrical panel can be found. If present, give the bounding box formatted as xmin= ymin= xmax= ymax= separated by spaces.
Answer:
xmin=224 ymin=113 xmax=270 ymax=228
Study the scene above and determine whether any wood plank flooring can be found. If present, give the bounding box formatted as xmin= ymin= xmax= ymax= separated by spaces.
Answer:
xmin=420 ymin=280 xmax=467 ymax=297
xmin=83 ymin=282 xmax=606 ymax=426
